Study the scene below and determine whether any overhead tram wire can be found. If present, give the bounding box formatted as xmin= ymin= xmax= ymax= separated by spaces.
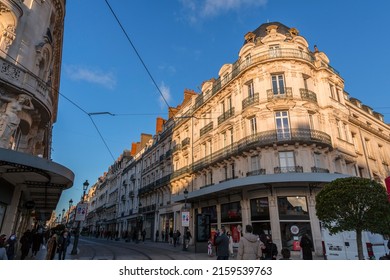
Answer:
xmin=0 ymin=49 xmax=116 ymax=161
xmin=104 ymin=0 xmax=171 ymax=110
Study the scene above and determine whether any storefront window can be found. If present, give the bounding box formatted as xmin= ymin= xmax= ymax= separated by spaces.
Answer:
xmin=201 ymin=205 xmax=217 ymax=223
xmin=250 ymin=197 xmax=270 ymax=220
xmin=221 ymin=201 xmax=242 ymax=223
xmin=278 ymin=196 xmax=309 ymax=220
xmin=280 ymin=222 xmax=313 ymax=251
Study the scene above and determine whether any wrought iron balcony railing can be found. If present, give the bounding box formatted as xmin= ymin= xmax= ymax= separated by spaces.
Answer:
xmin=266 ymin=87 xmax=293 ymax=101
xmin=242 ymin=92 xmax=259 ymax=110
xmin=274 ymin=166 xmax=303 ymax=174
xmin=300 ymin=88 xmax=318 ymax=103
xmin=246 ymin=169 xmax=266 ymax=176
xmin=218 ymin=107 xmax=235 ymax=125
xmin=200 ymin=122 xmax=214 ymax=137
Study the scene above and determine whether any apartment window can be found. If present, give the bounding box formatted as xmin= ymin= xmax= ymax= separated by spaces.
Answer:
xmin=269 ymin=44 xmax=280 ymax=57
xmin=308 ymin=114 xmax=315 ymax=130
xmin=336 ymin=120 xmax=342 ymax=139
xmin=275 ymin=111 xmax=290 ymax=140
xmin=245 ymin=54 xmax=252 ymax=66
xmin=229 ymin=128 xmax=234 ymax=145
xmin=329 ymin=84 xmax=335 ymax=99
xmin=231 ymin=162 xmax=236 ymax=178
xmin=351 ymin=133 xmax=360 ymax=153
xmin=336 ymin=88 xmax=341 ymax=102
xmin=378 ymin=144 xmax=386 ymax=163
xmin=365 ymin=139 xmax=373 ymax=158
xmin=303 ymin=74 xmax=310 ymax=90
xmin=279 ymin=151 xmax=295 ymax=172
xmin=250 ymin=117 xmax=257 ymax=135
xmin=271 ymin=74 xmax=285 ymax=95
xmin=224 ymin=166 xmax=228 ymax=180
xmin=222 ymin=132 xmax=227 ymax=148
xmin=342 ymin=123 xmax=349 ymax=142
xmin=247 ymin=80 xmax=254 ymax=98
xmin=251 ymin=155 xmax=260 ymax=171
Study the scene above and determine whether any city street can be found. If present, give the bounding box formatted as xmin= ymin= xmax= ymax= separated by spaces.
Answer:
xmin=29 ymin=236 xmax=215 ymax=260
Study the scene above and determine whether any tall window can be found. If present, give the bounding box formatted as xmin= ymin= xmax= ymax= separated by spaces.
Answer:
xmin=308 ymin=114 xmax=315 ymax=130
xmin=351 ymin=132 xmax=360 ymax=153
xmin=329 ymin=84 xmax=335 ymax=99
xmin=250 ymin=117 xmax=257 ymax=135
xmin=279 ymin=151 xmax=295 ymax=172
xmin=231 ymin=162 xmax=235 ymax=178
xmin=365 ymin=138 xmax=373 ymax=158
xmin=275 ymin=111 xmax=290 ymax=140
xmin=247 ymin=80 xmax=254 ymax=98
xmin=222 ymin=132 xmax=227 ymax=148
xmin=271 ymin=74 xmax=285 ymax=95
xmin=251 ymin=155 xmax=259 ymax=171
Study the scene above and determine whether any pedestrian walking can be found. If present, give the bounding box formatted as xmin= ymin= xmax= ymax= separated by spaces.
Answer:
xmin=0 ymin=234 xmax=8 ymax=260
xmin=161 ymin=230 xmax=165 ymax=242
xmin=141 ymin=229 xmax=146 ymax=242
xmin=45 ymin=233 xmax=57 ymax=260
xmin=237 ymin=225 xmax=263 ymax=260
xmin=262 ymin=235 xmax=278 ymax=260
xmin=5 ymin=233 xmax=16 ymax=260
xmin=227 ymin=231 xmax=234 ymax=257
xmin=19 ymin=229 xmax=32 ymax=260
xmin=215 ymin=226 xmax=229 ymax=260
xmin=31 ymin=229 xmax=44 ymax=258
xmin=184 ymin=229 xmax=192 ymax=249
xmin=300 ymin=233 xmax=313 ymax=260
xmin=57 ymin=230 xmax=70 ymax=260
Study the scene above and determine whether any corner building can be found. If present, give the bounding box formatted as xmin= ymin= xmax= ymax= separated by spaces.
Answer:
xmin=0 ymin=0 xmax=74 ymax=236
xmin=162 ymin=22 xmax=389 ymax=257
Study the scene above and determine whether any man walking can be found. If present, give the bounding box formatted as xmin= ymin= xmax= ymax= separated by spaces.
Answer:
xmin=237 ymin=225 xmax=264 ymax=260
xmin=215 ymin=226 xmax=229 ymax=260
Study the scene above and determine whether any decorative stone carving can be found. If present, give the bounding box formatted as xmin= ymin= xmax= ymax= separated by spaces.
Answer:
xmin=0 ymin=94 xmax=34 ymax=148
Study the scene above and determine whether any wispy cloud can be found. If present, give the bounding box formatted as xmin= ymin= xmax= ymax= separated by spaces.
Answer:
xmin=158 ymin=82 xmax=172 ymax=109
xmin=180 ymin=0 xmax=268 ymax=23
xmin=65 ymin=65 xmax=117 ymax=90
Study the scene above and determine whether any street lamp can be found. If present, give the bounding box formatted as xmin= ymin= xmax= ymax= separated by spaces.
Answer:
xmin=182 ymin=188 xmax=189 ymax=251
xmin=58 ymin=214 xmax=62 ymax=225
xmin=71 ymin=180 xmax=89 ymax=255
xmin=62 ymin=209 xmax=65 ymax=224
xmin=67 ymin=199 xmax=73 ymax=228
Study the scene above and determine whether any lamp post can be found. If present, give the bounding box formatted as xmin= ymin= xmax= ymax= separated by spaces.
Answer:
xmin=67 ymin=199 xmax=73 ymax=228
xmin=182 ymin=188 xmax=189 ymax=251
xmin=71 ymin=180 xmax=89 ymax=255
xmin=58 ymin=214 xmax=62 ymax=225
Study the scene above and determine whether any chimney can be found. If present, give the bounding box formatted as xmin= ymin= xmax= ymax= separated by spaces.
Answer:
xmin=156 ymin=117 xmax=166 ymax=134
xmin=130 ymin=142 xmax=138 ymax=156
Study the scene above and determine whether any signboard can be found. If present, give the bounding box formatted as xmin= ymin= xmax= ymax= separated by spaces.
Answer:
xmin=182 ymin=211 xmax=190 ymax=227
xmin=74 ymin=203 xmax=88 ymax=221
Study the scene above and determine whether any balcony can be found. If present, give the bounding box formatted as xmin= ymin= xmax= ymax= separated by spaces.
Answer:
xmin=200 ymin=122 xmax=213 ymax=137
xmin=246 ymin=169 xmax=266 ymax=176
xmin=172 ymin=144 xmax=182 ymax=154
xmin=311 ymin=167 xmax=330 ymax=173
xmin=274 ymin=166 xmax=303 ymax=174
xmin=218 ymin=107 xmax=235 ymax=125
xmin=181 ymin=137 xmax=191 ymax=148
xmin=300 ymin=88 xmax=318 ymax=103
xmin=266 ymin=87 xmax=293 ymax=101
xmin=192 ymin=128 xmax=332 ymax=173
xmin=242 ymin=92 xmax=259 ymax=110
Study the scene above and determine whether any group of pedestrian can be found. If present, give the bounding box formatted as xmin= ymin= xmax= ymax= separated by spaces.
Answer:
xmin=213 ymin=224 xmax=314 ymax=260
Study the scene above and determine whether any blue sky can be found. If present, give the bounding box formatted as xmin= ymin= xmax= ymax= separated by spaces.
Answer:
xmin=53 ymin=0 xmax=390 ymax=214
